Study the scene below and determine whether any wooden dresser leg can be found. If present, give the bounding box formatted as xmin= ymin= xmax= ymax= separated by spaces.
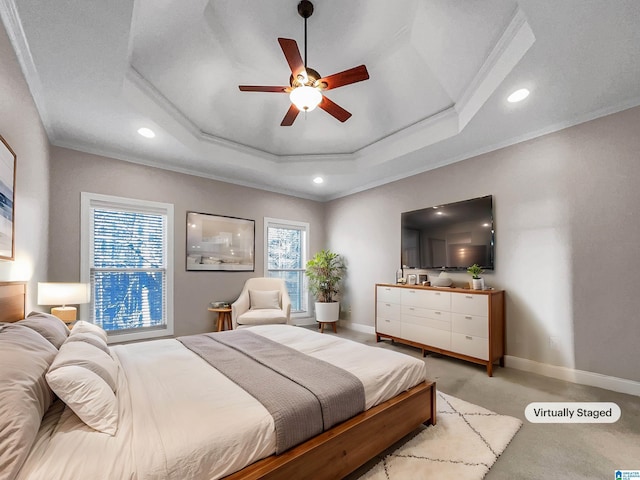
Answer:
xmin=487 ymin=362 xmax=493 ymax=377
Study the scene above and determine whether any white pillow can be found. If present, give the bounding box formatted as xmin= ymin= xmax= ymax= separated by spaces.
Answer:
xmin=70 ymin=320 xmax=108 ymax=342
xmin=49 ymin=340 xmax=117 ymax=392
xmin=249 ymin=290 xmax=280 ymax=309
xmin=64 ymin=331 xmax=110 ymax=354
xmin=46 ymin=365 xmax=118 ymax=435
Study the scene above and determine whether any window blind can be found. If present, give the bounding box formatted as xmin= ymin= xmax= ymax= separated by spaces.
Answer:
xmin=265 ymin=220 xmax=308 ymax=313
xmin=91 ymin=207 xmax=167 ymax=332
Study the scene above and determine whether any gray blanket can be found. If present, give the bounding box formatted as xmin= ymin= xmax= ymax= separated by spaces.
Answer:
xmin=177 ymin=330 xmax=365 ymax=453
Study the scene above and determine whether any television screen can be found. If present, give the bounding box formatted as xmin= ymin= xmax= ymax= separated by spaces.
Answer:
xmin=401 ymin=195 xmax=494 ymax=270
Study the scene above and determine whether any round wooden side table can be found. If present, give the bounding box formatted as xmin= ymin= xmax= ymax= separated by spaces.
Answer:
xmin=208 ymin=307 xmax=232 ymax=331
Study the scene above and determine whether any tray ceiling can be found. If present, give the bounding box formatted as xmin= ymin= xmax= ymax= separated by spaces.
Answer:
xmin=2 ymin=0 xmax=640 ymax=200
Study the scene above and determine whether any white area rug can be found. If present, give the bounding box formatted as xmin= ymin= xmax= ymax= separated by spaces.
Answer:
xmin=359 ymin=392 xmax=522 ymax=480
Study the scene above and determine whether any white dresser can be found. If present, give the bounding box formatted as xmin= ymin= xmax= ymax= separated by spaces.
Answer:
xmin=375 ymin=284 xmax=505 ymax=376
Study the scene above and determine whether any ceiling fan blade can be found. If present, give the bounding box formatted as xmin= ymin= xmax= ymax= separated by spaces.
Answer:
xmin=319 ymin=96 xmax=352 ymax=123
xmin=239 ymin=85 xmax=289 ymax=93
xmin=281 ymin=104 xmax=300 ymax=126
xmin=278 ymin=38 xmax=305 ymax=79
xmin=317 ymin=65 xmax=369 ymax=90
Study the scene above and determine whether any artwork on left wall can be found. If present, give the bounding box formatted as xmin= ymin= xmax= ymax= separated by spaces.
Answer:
xmin=0 ymin=135 xmax=16 ymax=261
xmin=186 ymin=211 xmax=255 ymax=271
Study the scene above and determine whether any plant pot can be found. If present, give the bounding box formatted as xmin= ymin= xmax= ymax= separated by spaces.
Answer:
xmin=315 ymin=301 xmax=340 ymax=323
xmin=472 ymin=278 xmax=485 ymax=290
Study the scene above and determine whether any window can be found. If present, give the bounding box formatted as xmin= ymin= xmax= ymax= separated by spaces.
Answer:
xmin=81 ymin=193 xmax=174 ymax=342
xmin=264 ymin=218 xmax=309 ymax=315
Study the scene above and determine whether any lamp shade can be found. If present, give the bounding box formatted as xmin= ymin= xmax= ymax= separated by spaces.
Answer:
xmin=37 ymin=282 xmax=91 ymax=306
xmin=289 ymin=86 xmax=322 ymax=112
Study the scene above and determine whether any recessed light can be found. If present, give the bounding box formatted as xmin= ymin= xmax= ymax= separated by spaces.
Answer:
xmin=507 ymin=88 xmax=530 ymax=103
xmin=137 ymin=127 xmax=155 ymax=138
xmin=313 ymin=176 xmax=324 ymax=184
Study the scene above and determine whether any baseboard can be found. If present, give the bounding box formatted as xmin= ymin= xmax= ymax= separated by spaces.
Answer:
xmin=341 ymin=321 xmax=376 ymax=335
xmin=505 ymin=355 xmax=640 ymax=397
xmin=340 ymin=325 xmax=640 ymax=397
xmin=292 ymin=316 xmax=316 ymax=326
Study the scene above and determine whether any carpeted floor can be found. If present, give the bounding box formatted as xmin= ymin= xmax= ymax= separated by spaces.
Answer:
xmin=329 ymin=325 xmax=640 ymax=479
xmin=356 ymin=392 xmax=522 ymax=479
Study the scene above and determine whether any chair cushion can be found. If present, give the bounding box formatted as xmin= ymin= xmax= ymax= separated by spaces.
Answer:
xmin=237 ymin=308 xmax=288 ymax=326
xmin=249 ymin=290 xmax=280 ymax=309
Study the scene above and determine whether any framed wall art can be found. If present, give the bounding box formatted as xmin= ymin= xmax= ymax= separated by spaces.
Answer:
xmin=0 ymin=135 xmax=16 ymax=261
xmin=186 ymin=211 xmax=255 ymax=271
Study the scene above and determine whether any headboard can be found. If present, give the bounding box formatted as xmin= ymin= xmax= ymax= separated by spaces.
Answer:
xmin=0 ymin=281 xmax=27 ymax=322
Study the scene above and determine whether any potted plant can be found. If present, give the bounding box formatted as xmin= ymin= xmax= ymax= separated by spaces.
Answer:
xmin=305 ymin=249 xmax=346 ymax=323
xmin=467 ymin=264 xmax=484 ymax=290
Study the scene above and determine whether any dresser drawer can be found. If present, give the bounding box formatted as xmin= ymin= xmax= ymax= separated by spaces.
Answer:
xmin=377 ymin=286 xmax=401 ymax=304
xmin=402 ymin=305 xmax=451 ymax=323
xmin=402 ymin=323 xmax=451 ymax=351
xmin=451 ymin=292 xmax=488 ymax=316
xmin=451 ymin=332 xmax=489 ymax=360
xmin=376 ymin=316 xmax=401 ymax=337
xmin=377 ymin=301 xmax=401 ymax=319
xmin=452 ymin=313 xmax=488 ymax=338
xmin=401 ymin=289 xmax=451 ymax=310
xmin=402 ymin=311 xmax=450 ymax=332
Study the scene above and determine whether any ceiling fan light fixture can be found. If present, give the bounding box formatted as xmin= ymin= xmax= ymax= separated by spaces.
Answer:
xmin=290 ymin=85 xmax=322 ymax=112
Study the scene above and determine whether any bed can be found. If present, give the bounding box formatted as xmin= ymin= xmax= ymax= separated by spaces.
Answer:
xmin=0 ymin=281 xmax=436 ymax=480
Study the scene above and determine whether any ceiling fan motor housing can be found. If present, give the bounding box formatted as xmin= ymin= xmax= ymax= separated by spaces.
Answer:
xmin=290 ymin=68 xmax=322 ymax=88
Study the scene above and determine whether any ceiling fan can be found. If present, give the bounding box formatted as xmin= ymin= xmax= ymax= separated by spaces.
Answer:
xmin=238 ymin=0 xmax=370 ymax=126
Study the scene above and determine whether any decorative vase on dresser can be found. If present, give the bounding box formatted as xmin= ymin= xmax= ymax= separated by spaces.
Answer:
xmin=375 ymin=283 xmax=505 ymax=376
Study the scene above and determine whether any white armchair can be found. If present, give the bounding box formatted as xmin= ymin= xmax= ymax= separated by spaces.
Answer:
xmin=231 ymin=278 xmax=292 ymax=329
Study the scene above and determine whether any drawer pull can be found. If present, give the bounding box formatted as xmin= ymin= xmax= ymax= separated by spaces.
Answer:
xmin=465 ymin=316 xmax=472 ymax=320
xmin=385 ymin=319 xmax=391 ymax=323
xmin=386 ymin=303 xmax=391 ymax=307
xmin=384 ymin=288 xmax=391 ymax=291
xmin=465 ymin=335 xmax=473 ymax=340
xmin=409 ymin=290 xmax=415 ymax=294
xmin=409 ymin=307 xmax=415 ymax=311
xmin=435 ymin=292 xmax=441 ymax=296
xmin=435 ymin=311 xmax=441 ymax=315
xmin=465 ymin=295 xmax=473 ymax=299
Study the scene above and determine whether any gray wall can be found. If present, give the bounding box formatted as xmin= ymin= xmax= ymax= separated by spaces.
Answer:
xmin=326 ymin=106 xmax=640 ymax=383
xmin=48 ymin=146 xmax=325 ymax=336
xmin=0 ymin=21 xmax=50 ymax=309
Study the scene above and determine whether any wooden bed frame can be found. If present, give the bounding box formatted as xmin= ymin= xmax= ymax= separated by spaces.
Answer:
xmin=0 ymin=281 xmax=436 ymax=480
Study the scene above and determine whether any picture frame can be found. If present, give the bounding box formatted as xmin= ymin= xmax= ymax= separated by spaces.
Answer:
xmin=0 ymin=135 xmax=16 ymax=261
xmin=186 ymin=211 xmax=255 ymax=271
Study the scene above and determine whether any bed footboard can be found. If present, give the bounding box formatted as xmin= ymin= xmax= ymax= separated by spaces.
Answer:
xmin=225 ymin=380 xmax=436 ymax=480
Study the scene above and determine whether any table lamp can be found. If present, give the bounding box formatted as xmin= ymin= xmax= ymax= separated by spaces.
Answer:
xmin=37 ymin=282 xmax=91 ymax=322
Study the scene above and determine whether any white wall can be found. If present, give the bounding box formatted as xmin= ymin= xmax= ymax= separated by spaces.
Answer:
xmin=0 ymin=21 xmax=50 ymax=309
xmin=326 ymin=106 xmax=640 ymax=384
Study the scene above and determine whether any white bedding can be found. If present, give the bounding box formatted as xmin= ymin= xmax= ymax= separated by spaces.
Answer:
xmin=17 ymin=325 xmax=426 ymax=480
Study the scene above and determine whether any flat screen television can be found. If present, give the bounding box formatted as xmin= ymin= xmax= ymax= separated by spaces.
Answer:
xmin=401 ymin=195 xmax=494 ymax=270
